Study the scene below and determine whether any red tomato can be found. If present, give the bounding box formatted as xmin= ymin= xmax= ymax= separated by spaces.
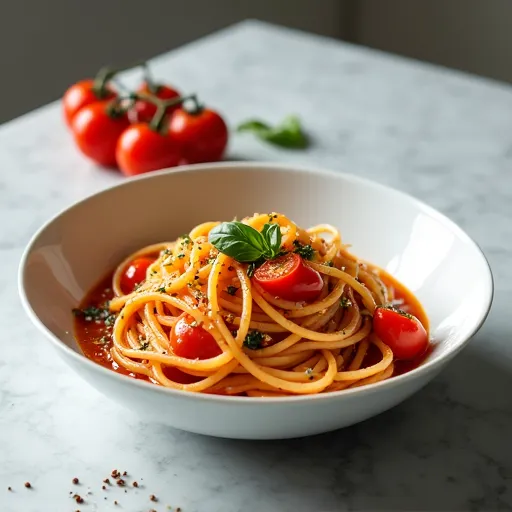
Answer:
xmin=169 ymin=107 xmax=228 ymax=163
xmin=129 ymin=82 xmax=181 ymax=124
xmin=120 ymin=257 xmax=155 ymax=294
xmin=170 ymin=314 xmax=222 ymax=360
xmin=63 ymin=79 xmax=117 ymax=127
xmin=373 ymin=306 xmax=428 ymax=360
xmin=163 ymin=366 xmax=201 ymax=384
xmin=71 ymin=101 xmax=130 ymax=167
xmin=253 ymin=253 xmax=323 ymax=302
xmin=116 ymin=123 xmax=181 ymax=176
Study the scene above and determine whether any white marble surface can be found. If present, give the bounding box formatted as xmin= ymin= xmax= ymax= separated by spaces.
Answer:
xmin=1 ymin=20 xmax=511 ymax=512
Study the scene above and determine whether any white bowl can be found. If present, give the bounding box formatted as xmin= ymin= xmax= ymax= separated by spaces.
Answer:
xmin=19 ymin=163 xmax=493 ymax=439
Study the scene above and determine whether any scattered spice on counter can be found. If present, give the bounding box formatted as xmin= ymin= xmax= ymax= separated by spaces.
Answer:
xmin=102 ymin=485 xmax=106 ymax=490
xmin=7 ymin=487 xmax=12 ymax=491
xmin=114 ymin=500 xmax=118 ymax=505
xmin=111 ymin=469 xmax=120 ymax=479
xmin=133 ymin=481 xmax=139 ymax=487
xmin=150 ymin=494 xmax=158 ymax=502
xmin=24 ymin=482 xmax=31 ymax=489
xmin=103 ymin=478 xmax=111 ymax=484
xmin=73 ymin=494 xmax=84 ymax=504
xmin=72 ymin=477 xmax=79 ymax=485
xmin=122 ymin=471 xmax=127 ymax=476
xmin=117 ymin=479 xmax=125 ymax=487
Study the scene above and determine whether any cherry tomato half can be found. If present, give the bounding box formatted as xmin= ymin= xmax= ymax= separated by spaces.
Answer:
xmin=163 ymin=366 xmax=201 ymax=384
xmin=116 ymin=123 xmax=181 ymax=176
xmin=170 ymin=314 xmax=222 ymax=360
xmin=129 ymin=82 xmax=181 ymax=124
xmin=63 ymin=79 xmax=117 ymax=127
xmin=120 ymin=257 xmax=155 ymax=294
xmin=71 ymin=101 xmax=130 ymax=167
xmin=253 ymin=253 xmax=323 ymax=302
xmin=169 ymin=107 xmax=228 ymax=163
xmin=373 ymin=306 xmax=428 ymax=360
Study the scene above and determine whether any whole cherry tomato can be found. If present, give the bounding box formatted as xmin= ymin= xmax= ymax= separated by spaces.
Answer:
xmin=168 ymin=107 xmax=228 ymax=163
xmin=120 ymin=257 xmax=155 ymax=294
xmin=170 ymin=313 xmax=222 ymax=360
xmin=373 ymin=306 xmax=428 ymax=360
xmin=253 ymin=253 xmax=323 ymax=302
xmin=71 ymin=101 xmax=130 ymax=167
xmin=129 ymin=82 xmax=181 ymax=124
xmin=63 ymin=79 xmax=117 ymax=127
xmin=116 ymin=123 xmax=181 ymax=176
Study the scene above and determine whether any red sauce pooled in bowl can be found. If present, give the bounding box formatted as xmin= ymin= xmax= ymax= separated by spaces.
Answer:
xmin=74 ymin=264 xmax=431 ymax=394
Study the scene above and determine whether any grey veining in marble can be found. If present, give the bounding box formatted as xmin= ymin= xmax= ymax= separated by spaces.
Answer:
xmin=1 ymin=20 xmax=511 ymax=512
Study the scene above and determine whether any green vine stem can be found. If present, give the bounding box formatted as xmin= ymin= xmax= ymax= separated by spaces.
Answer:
xmin=92 ymin=60 xmax=147 ymax=98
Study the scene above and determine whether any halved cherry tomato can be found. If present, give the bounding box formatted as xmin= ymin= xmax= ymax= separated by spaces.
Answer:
xmin=373 ymin=306 xmax=428 ymax=360
xmin=163 ymin=366 xmax=202 ymax=384
xmin=170 ymin=314 xmax=222 ymax=360
xmin=129 ymin=82 xmax=181 ymax=124
xmin=120 ymin=257 xmax=155 ymax=294
xmin=116 ymin=123 xmax=181 ymax=176
xmin=253 ymin=253 xmax=323 ymax=302
xmin=71 ymin=101 xmax=129 ymax=167
xmin=63 ymin=79 xmax=117 ymax=127
xmin=168 ymin=107 xmax=228 ymax=163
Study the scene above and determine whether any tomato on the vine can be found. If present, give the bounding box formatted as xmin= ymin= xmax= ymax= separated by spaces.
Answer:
xmin=373 ymin=306 xmax=428 ymax=360
xmin=170 ymin=313 xmax=222 ymax=360
xmin=63 ymin=79 xmax=117 ymax=127
xmin=116 ymin=123 xmax=181 ymax=176
xmin=253 ymin=253 xmax=323 ymax=302
xmin=71 ymin=101 xmax=129 ymax=167
xmin=169 ymin=107 xmax=228 ymax=163
xmin=129 ymin=82 xmax=181 ymax=124
xmin=120 ymin=256 xmax=155 ymax=294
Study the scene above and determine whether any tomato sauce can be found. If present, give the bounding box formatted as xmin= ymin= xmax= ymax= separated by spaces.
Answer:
xmin=73 ymin=267 xmax=431 ymax=386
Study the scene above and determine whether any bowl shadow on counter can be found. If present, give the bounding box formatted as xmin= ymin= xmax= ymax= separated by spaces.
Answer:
xmin=157 ymin=342 xmax=512 ymax=511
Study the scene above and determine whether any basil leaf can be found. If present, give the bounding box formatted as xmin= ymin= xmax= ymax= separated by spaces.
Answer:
xmin=208 ymin=222 xmax=267 ymax=262
xmin=261 ymin=223 xmax=282 ymax=258
xmin=237 ymin=115 xmax=308 ymax=149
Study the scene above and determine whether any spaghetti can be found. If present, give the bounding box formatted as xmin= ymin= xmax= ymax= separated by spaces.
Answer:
xmin=74 ymin=213 xmax=429 ymax=396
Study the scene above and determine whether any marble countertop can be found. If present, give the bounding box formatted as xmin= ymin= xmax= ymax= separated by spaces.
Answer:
xmin=1 ymin=20 xmax=511 ymax=512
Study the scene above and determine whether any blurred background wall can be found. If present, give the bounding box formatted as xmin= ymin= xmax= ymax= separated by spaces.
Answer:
xmin=1 ymin=0 xmax=510 ymax=124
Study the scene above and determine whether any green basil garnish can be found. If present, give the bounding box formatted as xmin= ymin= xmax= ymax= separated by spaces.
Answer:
xmin=237 ymin=115 xmax=308 ymax=149
xmin=208 ymin=221 xmax=282 ymax=263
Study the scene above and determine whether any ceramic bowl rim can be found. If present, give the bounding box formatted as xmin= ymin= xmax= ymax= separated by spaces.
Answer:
xmin=18 ymin=161 xmax=494 ymax=404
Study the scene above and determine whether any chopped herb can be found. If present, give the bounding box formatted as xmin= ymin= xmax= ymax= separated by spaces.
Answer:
xmin=162 ymin=248 xmax=172 ymax=256
xmin=293 ymin=240 xmax=315 ymax=260
xmin=226 ymin=285 xmax=238 ymax=296
xmin=157 ymin=286 xmax=167 ymax=293
xmin=177 ymin=253 xmax=185 ymax=259
xmin=325 ymin=260 xmax=334 ymax=267
xmin=340 ymin=297 xmax=352 ymax=309
xmin=180 ymin=234 xmax=192 ymax=246
xmin=104 ymin=313 xmax=116 ymax=326
xmin=247 ymin=262 xmax=256 ymax=277
xmin=139 ymin=341 xmax=150 ymax=351
xmin=380 ymin=304 xmax=414 ymax=319
xmin=243 ymin=330 xmax=265 ymax=350
xmin=305 ymin=367 xmax=314 ymax=380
